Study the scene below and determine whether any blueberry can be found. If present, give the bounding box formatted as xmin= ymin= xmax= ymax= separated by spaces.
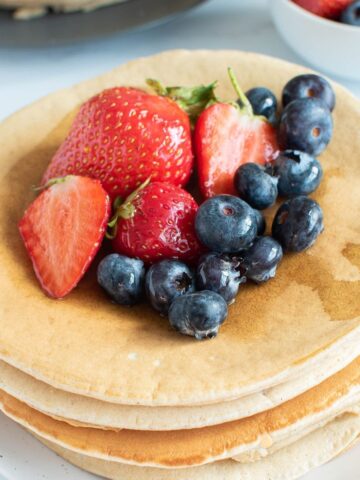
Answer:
xmin=270 ymin=150 xmax=323 ymax=197
xmin=234 ymin=163 xmax=278 ymax=210
xmin=195 ymin=195 xmax=257 ymax=253
xmin=282 ymin=74 xmax=335 ymax=112
xmin=97 ymin=254 xmax=145 ymax=305
xmin=253 ymin=209 xmax=266 ymax=235
xmin=244 ymin=87 xmax=278 ymax=124
xmin=145 ymin=260 xmax=195 ymax=315
xmin=240 ymin=236 xmax=283 ymax=283
xmin=272 ymin=196 xmax=324 ymax=252
xmin=196 ymin=253 xmax=246 ymax=303
xmin=279 ymin=98 xmax=333 ymax=156
xmin=168 ymin=291 xmax=228 ymax=340
xmin=340 ymin=1 xmax=360 ymax=27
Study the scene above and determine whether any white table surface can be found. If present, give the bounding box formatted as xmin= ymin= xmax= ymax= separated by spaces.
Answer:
xmin=0 ymin=0 xmax=359 ymax=479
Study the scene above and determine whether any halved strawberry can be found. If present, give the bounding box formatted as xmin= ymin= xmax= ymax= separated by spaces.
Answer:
xmin=195 ymin=69 xmax=279 ymax=199
xmin=19 ymin=176 xmax=110 ymax=298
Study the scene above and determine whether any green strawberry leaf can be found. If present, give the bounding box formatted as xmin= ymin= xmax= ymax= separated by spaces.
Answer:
xmin=146 ymin=68 xmax=269 ymax=127
xmin=146 ymin=79 xmax=218 ymax=126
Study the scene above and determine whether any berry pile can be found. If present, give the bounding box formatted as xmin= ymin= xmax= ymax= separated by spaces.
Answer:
xmin=293 ymin=0 xmax=360 ymax=26
xmin=19 ymin=70 xmax=335 ymax=340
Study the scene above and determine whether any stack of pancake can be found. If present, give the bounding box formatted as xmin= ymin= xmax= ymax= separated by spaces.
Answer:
xmin=0 ymin=50 xmax=359 ymax=479
xmin=0 ymin=0 xmax=127 ymax=20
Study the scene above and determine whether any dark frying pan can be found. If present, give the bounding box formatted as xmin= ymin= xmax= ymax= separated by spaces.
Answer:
xmin=0 ymin=0 xmax=207 ymax=46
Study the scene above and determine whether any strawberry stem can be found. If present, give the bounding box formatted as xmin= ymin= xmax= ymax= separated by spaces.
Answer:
xmin=146 ymin=79 xmax=167 ymax=96
xmin=146 ymin=79 xmax=218 ymax=126
xmin=106 ymin=177 xmax=151 ymax=240
xmin=33 ymin=175 xmax=73 ymax=192
xmin=227 ymin=67 xmax=253 ymax=117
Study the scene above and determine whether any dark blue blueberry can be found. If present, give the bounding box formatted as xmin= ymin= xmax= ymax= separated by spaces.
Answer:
xmin=196 ymin=253 xmax=246 ymax=303
xmin=279 ymin=98 xmax=333 ymax=156
xmin=244 ymin=87 xmax=278 ymax=124
xmin=195 ymin=195 xmax=257 ymax=253
xmin=234 ymin=163 xmax=278 ymax=210
xmin=145 ymin=260 xmax=195 ymax=315
xmin=239 ymin=236 xmax=283 ymax=283
xmin=272 ymin=196 xmax=324 ymax=252
xmin=97 ymin=254 xmax=145 ymax=306
xmin=168 ymin=290 xmax=228 ymax=340
xmin=282 ymin=74 xmax=335 ymax=112
xmin=253 ymin=209 xmax=266 ymax=235
xmin=341 ymin=1 xmax=360 ymax=26
xmin=270 ymin=150 xmax=323 ymax=197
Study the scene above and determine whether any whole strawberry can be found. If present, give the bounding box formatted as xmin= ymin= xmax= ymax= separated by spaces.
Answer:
xmin=42 ymin=87 xmax=194 ymax=201
xmin=195 ymin=69 xmax=279 ymax=199
xmin=110 ymin=180 xmax=204 ymax=264
xmin=293 ymin=0 xmax=353 ymax=19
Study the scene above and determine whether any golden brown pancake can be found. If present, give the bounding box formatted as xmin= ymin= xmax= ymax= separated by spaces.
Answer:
xmin=0 ymin=328 xmax=358 ymax=431
xmin=0 ymin=358 xmax=359 ymax=467
xmin=35 ymin=413 xmax=360 ymax=480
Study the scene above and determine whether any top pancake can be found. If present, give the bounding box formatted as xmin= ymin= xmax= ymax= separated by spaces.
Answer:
xmin=0 ymin=50 xmax=359 ymax=406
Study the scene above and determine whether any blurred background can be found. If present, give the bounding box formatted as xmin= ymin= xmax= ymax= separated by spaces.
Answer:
xmin=0 ymin=0 xmax=360 ymax=122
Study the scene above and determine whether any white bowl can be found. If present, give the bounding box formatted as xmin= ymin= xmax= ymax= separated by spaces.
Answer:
xmin=271 ymin=0 xmax=360 ymax=80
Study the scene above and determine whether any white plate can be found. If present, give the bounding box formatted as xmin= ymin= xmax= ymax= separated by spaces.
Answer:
xmin=0 ymin=411 xmax=359 ymax=479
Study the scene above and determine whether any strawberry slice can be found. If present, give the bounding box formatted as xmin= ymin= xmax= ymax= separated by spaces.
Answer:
xmin=19 ymin=176 xmax=110 ymax=298
xmin=195 ymin=69 xmax=279 ymax=199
